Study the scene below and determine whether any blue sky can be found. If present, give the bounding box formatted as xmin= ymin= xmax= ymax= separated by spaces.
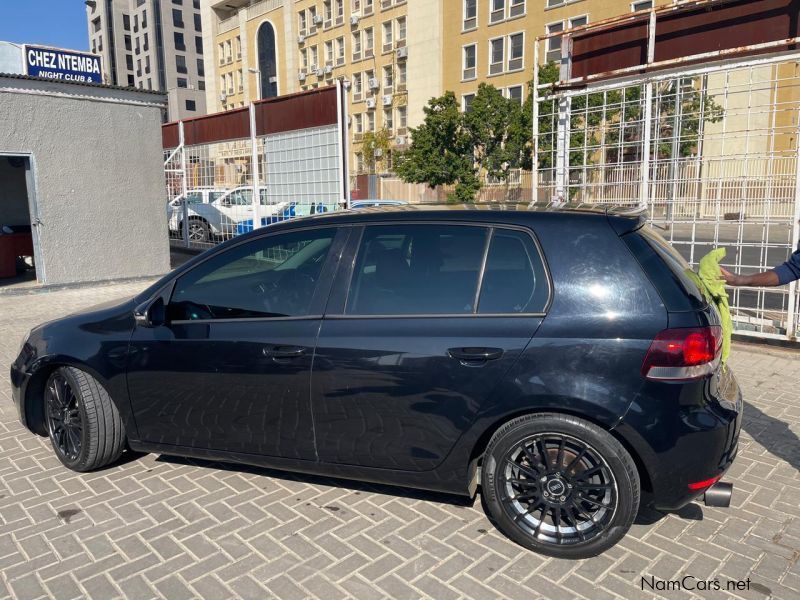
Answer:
xmin=0 ymin=1 xmax=88 ymax=51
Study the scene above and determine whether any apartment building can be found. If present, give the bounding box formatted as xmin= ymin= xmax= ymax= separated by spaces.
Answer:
xmin=86 ymin=0 xmax=207 ymax=120
xmin=200 ymin=0 xmax=442 ymax=174
xmin=442 ymin=0 xmax=672 ymax=112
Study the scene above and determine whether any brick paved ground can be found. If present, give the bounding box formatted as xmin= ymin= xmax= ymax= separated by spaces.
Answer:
xmin=0 ymin=281 xmax=798 ymax=600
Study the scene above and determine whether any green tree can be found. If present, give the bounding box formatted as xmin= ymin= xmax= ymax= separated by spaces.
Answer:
xmin=361 ymin=128 xmax=392 ymax=174
xmin=394 ymin=92 xmax=479 ymax=202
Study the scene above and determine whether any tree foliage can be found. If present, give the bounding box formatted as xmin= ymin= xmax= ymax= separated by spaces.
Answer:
xmin=361 ymin=128 xmax=392 ymax=174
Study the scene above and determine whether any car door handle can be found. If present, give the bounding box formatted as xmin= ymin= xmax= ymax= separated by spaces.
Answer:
xmin=447 ymin=347 xmax=504 ymax=362
xmin=264 ymin=345 xmax=307 ymax=359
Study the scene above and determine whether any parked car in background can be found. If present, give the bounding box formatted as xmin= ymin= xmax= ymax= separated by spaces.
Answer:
xmin=11 ymin=205 xmax=741 ymax=559
xmin=236 ymin=202 xmax=330 ymax=234
xmin=351 ymin=199 xmax=408 ymax=209
xmin=167 ymin=188 xmax=228 ymax=233
xmin=170 ymin=187 xmax=287 ymax=243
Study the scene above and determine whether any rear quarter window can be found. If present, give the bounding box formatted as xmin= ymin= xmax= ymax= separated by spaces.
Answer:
xmin=623 ymin=227 xmax=707 ymax=312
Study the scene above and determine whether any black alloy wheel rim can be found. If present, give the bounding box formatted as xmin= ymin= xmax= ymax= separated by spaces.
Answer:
xmin=499 ymin=433 xmax=617 ymax=545
xmin=45 ymin=374 xmax=83 ymax=461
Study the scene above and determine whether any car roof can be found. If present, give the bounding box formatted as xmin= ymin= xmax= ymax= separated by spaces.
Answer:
xmin=232 ymin=202 xmax=645 ymax=238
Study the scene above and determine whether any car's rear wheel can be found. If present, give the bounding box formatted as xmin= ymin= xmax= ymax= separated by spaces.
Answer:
xmin=481 ymin=413 xmax=639 ymax=559
xmin=185 ymin=218 xmax=209 ymax=243
xmin=44 ymin=367 xmax=126 ymax=472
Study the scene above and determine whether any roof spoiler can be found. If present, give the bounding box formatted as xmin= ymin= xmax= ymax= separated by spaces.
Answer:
xmin=605 ymin=204 xmax=648 ymax=235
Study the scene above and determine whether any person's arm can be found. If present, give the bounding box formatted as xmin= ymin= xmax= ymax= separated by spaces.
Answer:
xmin=721 ymin=249 xmax=800 ymax=287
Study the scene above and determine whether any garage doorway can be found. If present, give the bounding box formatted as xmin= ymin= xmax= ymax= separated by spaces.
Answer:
xmin=0 ymin=155 xmax=42 ymax=288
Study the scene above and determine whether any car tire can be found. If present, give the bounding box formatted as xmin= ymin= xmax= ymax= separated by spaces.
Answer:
xmin=186 ymin=218 xmax=209 ymax=243
xmin=481 ymin=412 xmax=639 ymax=559
xmin=44 ymin=367 xmax=126 ymax=472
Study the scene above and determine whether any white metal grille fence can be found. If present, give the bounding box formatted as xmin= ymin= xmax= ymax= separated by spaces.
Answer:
xmin=535 ymin=54 xmax=800 ymax=341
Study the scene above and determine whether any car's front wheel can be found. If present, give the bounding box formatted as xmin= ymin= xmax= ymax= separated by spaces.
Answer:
xmin=481 ymin=413 xmax=639 ymax=559
xmin=185 ymin=218 xmax=209 ymax=243
xmin=44 ymin=367 xmax=126 ymax=472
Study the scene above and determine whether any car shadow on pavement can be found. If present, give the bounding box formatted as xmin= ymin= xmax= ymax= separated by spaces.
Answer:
xmin=741 ymin=400 xmax=800 ymax=472
xmin=154 ymin=454 xmax=477 ymax=507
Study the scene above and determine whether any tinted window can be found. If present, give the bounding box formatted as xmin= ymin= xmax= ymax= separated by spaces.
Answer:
xmin=346 ymin=225 xmax=488 ymax=315
xmin=184 ymin=192 xmax=203 ymax=204
xmin=638 ymin=227 xmax=707 ymax=309
xmin=168 ymin=228 xmax=336 ymax=320
xmin=478 ymin=229 xmax=548 ymax=314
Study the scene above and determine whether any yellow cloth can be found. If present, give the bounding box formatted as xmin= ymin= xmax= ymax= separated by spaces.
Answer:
xmin=685 ymin=248 xmax=732 ymax=364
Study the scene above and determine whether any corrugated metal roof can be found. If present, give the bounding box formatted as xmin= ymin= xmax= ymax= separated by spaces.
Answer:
xmin=0 ymin=72 xmax=167 ymax=97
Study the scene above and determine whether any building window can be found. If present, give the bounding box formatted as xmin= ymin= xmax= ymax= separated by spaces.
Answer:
xmin=195 ymin=36 xmax=203 ymax=54
xmin=300 ymin=48 xmax=308 ymax=69
xmin=352 ymin=31 xmax=362 ymax=60
xmin=354 ymin=113 xmax=363 ymax=134
xmin=382 ymin=21 xmax=393 ymax=52
xmin=384 ymin=108 xmax=393 ymax=131
xmin=177 ymin=77 xmax=187 ymax=88
xmin=464 ymin=0 xmax=477 ymax=30
xmin=367 ymin=111 xmax=375 ymax=132
xmin=364 ymin=27 xmax=374 ymax=57
xmin=308 ymin=6 xmax=318 ymax=33
xmin=174 ymin=32 xmax=186 ymax=51
xmin=92 ymin=17 xmax=101 ymax=33
xmin=193 ymin=0 xmax=200 ymax=9
xmin=197 ymin=58 xmax=205 ymax=77
xmin=397 ymin=105 xmax=407 ymax=129
xmin=147 ymin=78 xmax=152 ymax=89
xmin=136 ymin=58 xmax=142 ymax=76
xmin=325 ymin=40 xmax=333 ymax=64
xmin=145 ymin=55 xmax=151 ymax=73
xmin=397 ymin=61 xmax=406 ymax=88
xmin=546 ymin=0 xmax=564 ymax=6
xmin=123 ymin=14 xmax=131 ymax=30
xmin=173 ymin=0 xmax=182 ymax=4
xmin=383 ymin=64 xmax=393 ymax=90
xmin=364 ymin=0 xmax=373 ymax=14
xmin=463 ymin=44 xmax=476 ymax=80
xmin=310 ymin=45 xmax=319 ymax=68
xmin=324 ymin=0 xmax=332 ymax=24
xmin=172 ymin=9 xmax=183 ymax=28
xmin=237 ymin=69 xmax=243 ymax=92
xmin=509 ymin=0 xmax=525 ymax=18
xmin=143 ymin=32 xmax=149 ymax=51
xmin=127 ymin=74 xmax=135 ymax=86
xmin=353 ymin=72 xmax=363 ymax=100
xmin=507 ymin=85 xmax=523 ymax=104
xmin=126 ymin=54 xmax=134 ymax=70
xmin=133 ymin=14 xmax=138 ymax=32
xmin=570 ymin=15 xmax=588 ymax=29
xmin=124 ymin=35 xmax=132 ymax=51
xmin=508 ymin=33 xmax=523 ymax=71
xmin=632 ymin=0 xmax=652 ymax=10
xmin=463 ymin=93 xmax=475 ymax=112
xmin=356 ymin=152 xmax=364 ymax=173
xmin=546 ymin=22 xmax=563 ymax=63
xmin=396 ymin=17 xmax=406 ymax=42
xmin=198 ymin=80 xmax=205 ymax=90
xmin=299 ymin=10 xmax=307 ymax=35
xmin=142 ymin=10 xmax=147 ymax=28
xmin=235 ymin=35 xmax=241 ymax=59
xmin=365 ymin=69 xmax=375 ymax=93
xmin=490 ymin=0 xmax=504 ymax=24
xmin=336 ymin=36 xmax=345 ymax=65
xmin=176 ymin=55 xmax=187 ymax=74
xmin=186 ymin=99 xmax=196 ymax=111
xmin=194 ymin=13 xmax=202 ymax=31
xmin=225 ymin=40 xmax=232 ymax=62
xmin=352 ymin=0 xmax=361 ymax=13
xmin=489 ymin=37 xmax=504 ymax=75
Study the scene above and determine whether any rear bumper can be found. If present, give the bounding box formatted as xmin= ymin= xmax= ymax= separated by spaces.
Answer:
xmin=617 ymin=371 xmax=742 ymax=511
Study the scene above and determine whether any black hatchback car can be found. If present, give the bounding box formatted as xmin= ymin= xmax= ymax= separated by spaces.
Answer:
xmin=11 ymin=206 xmax=741 ymax=558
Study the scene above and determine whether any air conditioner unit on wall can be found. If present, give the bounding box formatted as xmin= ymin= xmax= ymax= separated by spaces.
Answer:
xmin=298 ymin=34 xmax=305 ymax=44
xmin=299 ymin=71 xmax=306 ymax=81
xmin=396 ymin=46 xmax=407 ymax=59
xmin=365 ymin=97 xmax=376 ymax=109
xmin=395 ymin=135 xmax=406 ymax=145
xmin=350 ymin=15 xmax=360 ymax=26
xmin=324 ymin=65 xmax=333 ymax=74
xmin=368 ymin=78 xmax=379 ymax=90
xmin=315 ymin=68 xmax=324 ymax=76
xmin=382 ymin=95 xmax=392 ymax=106
xmin=313 ymin=15 xmax=323 ymax=25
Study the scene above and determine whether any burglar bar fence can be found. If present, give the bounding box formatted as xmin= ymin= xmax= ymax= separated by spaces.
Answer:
xmin=163 ymin=84 xmax=348 ymax=251
xmin=534 ymin=53 xmax=800 ymax=341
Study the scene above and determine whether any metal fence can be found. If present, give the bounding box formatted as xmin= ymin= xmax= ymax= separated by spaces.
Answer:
xmin=534 ymin=53 xmax=800 ymax=341
xmin=164 ymin=84 xmax=348 ymax=251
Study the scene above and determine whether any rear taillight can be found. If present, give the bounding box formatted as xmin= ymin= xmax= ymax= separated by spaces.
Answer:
xmin=642 ymin=326 xmax=722 ymax=381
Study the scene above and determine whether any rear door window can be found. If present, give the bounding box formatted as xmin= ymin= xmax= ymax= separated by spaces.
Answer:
xmin=478 ymin=229 xmax=549 ymax=314
xmin=346 ymin=224 xmax=488 ymax=315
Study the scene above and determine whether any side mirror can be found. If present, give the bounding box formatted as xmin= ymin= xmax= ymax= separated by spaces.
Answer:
xmin=134 ymin=296 xmax=166 ymax=328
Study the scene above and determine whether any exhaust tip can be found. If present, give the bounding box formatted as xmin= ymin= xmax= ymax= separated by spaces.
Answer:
xmin=703 ymin=481 xmax=733 ymax=507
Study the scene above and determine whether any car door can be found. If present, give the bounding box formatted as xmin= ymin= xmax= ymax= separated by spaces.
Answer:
xmin=216 ymin=188 xmax=254 ymax=238
xmin=311 ymin=223 xmax=550 ymax=471
xmin=126 ymin=225 xmax=347 ymax=459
